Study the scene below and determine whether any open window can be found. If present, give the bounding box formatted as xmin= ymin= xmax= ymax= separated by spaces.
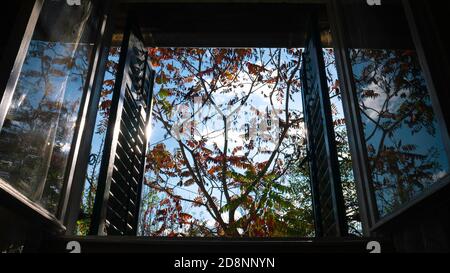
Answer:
xmin=74 ymin=4 xmax=357 ymax=238
xmin=334 ymin=0 xmax=450 ymax=229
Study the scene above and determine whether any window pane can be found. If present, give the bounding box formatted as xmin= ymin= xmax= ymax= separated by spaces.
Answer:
xmin=342 ymin=0 xmax=450 ymax=217
xmin=0 ymin=0 xmax=98 ymax=214
xmin=323 ymin=48 xmax=361 ymax=235
xmin=77 ymin=46 xmax=122 ymax=235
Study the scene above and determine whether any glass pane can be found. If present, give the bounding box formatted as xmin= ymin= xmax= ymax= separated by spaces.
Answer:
xmin=342 ymin=0 xmax=450 ymax=217
xmin=0 ymin=0 xmax=98 ymax=214
xmin=139 ymin=48 xmax=315 ymax=237
xmin=77 ymin=46 xmax=122 ymax=235
xmin=323 ymin=48 xmax=361 ymax=235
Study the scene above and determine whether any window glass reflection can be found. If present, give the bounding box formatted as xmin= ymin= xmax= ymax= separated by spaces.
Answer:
xmin=0 ymin=0 xmax=97 ymax=214
xmin=77 ymin=47 xmax=121 ymax=235
xmin=323 ymin=48 xmax=361 ymax=235
xmin=351 ymin=48 xmax=449 ymax=216
xmin=342 ymin=0 xmax=450 ymax=217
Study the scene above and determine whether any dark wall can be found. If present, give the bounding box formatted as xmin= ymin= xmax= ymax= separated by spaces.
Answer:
xmin=0 ymin=2 xmax=21 ymax=54
xmin=0 ymin=1 xmax=34 ymax=253
xmin=407 ymin=0 xmax=450 ymax=136
xmin=428 ymin=1 xmax=450 ymax=66
xmin=0 ymin=1 xmax=36 ymax=253
xmin=374 ymin=184 xmax=450 ymax=252
xmin=0 ymin=0 xmax=35 ymax=101
xmin=0 ymin=206 xmax=29 ymax=252
xmin=0 ymin=186 xmax=65 ymax=253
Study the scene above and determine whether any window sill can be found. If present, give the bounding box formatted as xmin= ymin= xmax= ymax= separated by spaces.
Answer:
xmin=0 ymin=179 xmax=65 ymax=234
xmin=370 ymin=174 xmax=450 ymax=233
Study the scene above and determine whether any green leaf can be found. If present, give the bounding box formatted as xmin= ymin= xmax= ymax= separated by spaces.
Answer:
xmin=270 ymin=192 xmax=292 ymax=209
xmin=159 ymin=88 xmax=171 ymax=99
xmin=160 ymin=99 xmax=173 ymax=114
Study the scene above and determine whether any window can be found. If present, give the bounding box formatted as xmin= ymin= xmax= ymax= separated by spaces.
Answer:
xmin=341 ymin=0 xmax=450 ymax=217
xmin=0 ymin=0 xmax=98 ymax=214
xmin=323 ymin=48 xmax=361 ymax=235
xmin=69 ymin=3 xmax=360 ymax=237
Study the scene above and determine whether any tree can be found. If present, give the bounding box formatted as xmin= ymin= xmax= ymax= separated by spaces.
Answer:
xmin=140 ymin=47 xmax=362 ymax=237
xmin=141 ymin=48 xmax=307 ymax=237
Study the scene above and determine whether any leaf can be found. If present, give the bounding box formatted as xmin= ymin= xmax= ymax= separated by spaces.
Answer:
xmin=223 ymin=71 xmax=234 ymax=81
xmin=183 ymin=76 xmax=194 ymax=83
xmin=159 ymin=88 xmax=171 ymax=99
xmin=156 ymin=209 xmax=168 ymax=216
xmin=184 ymin=178 xmax=195 ymax=187
xmin=246 ymin=62 xmax=266 ymax=75
xmin=155 ymin=72 xmax=169 ymax=85
xmin=100 ymin=100 xmax=112 ymax=110
xmin=186 ymin=140 xmax=198 ymax=148
xmin=160 ymin=99 xmax=173 ymax=114
xmin=270 ymin=192 xmax=291 ymax=209
xmin=207 ymin=166 xmax=221 ymax=176
xmin=331 ymin=80 xmax=340 ymax=93
xmin=193 ymin=196 xmax=204 ymax=207
xmin=176 ymin=203 xmax=183 ymax=212
xmin=180 ymin=171 xmax=191 ymax=177
xmin=151 ymin=59 xmax=161 ymax=67
xmin=362 ymin=90 xmax=379 ymax=99
xmin=219 ymin=197 xmax=242 ymax=213
xmin=231 ymin=146 xmax=243 ymax=155
xmin=160 ymin=198 xmax=171 ymax=206
xmin=179 ymin=213 xmax=193 ymax=222
xmin=272 ymin=183 xmax=291 ymax=193
xmin=333 ymin=118 xmax=346 ymax=126
xmin=167 ymin=64 xmax=175 ymax=71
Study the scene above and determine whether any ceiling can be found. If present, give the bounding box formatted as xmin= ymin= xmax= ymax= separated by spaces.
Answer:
xmin=112 ymin=2 xmax=331 ymax=48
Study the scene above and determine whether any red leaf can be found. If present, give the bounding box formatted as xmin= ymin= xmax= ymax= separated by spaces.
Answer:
xmin=160 ymin=198 xmax=170 ymax=206
xmin=167 ymin=64 xmax=175 ymax=71
xmin=179 ymin=213 xmax=193 ymax=221
xmin=193 ymin=196 xmax=203 ymax=207
xmin=168 ymin=232 xmax=178 ymax=238
xmin=103 ymin=79 xmax=115 ymax=87
xmin=156 ymin=209 xmax=168 ymax=216
xmin=100 ymin=100 xmax=112 ymax=110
